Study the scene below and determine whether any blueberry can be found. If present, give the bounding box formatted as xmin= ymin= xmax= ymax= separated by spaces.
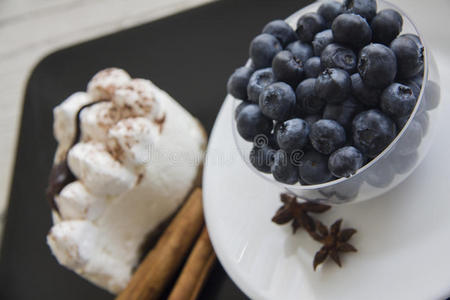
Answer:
xmin=409 ymin=73 xmax=424 ymax=87
xmin=255 ymin=131 xmax=280 ymax=150
xmin=304 ymin=114 xmax=321 ymax=127
xmin=318 ymin=186 xmax=336 ymax=198
xmin=390 ymin=34 xmax=424 ymax=79
xmin=321 ymin=43 xmax=357 ymax=73
xmin=415 ymin=112 xmax=429 ymax=136
xmin=251 ymin=129 xmax=277 ymax=147
xmin=402 ymin=33 xmax=422 ymax=47
xmin=250 ymin=145 xmax=276 ymax=173
xmin=315 ymin=68 xmax=351 ymax=104
xmin=323 ymin=96 xmax=363 ymax=129
xmin=366 ymin=158 xmax=396 ymax=188
xmin=396 ymin=119 xmax=422 ymax=155
xmin=358 ymin=43 xmax=397 ymax=88
xmin=271 ymin=150 xmax=299 ymax=184
xmin=304 ymin=57 xmax=322 ymax=78
xmin=272 ymin=51 xmax=305 ymax=87
xmin=249 ymin=33 xmax=283 ymax=69
xmin=343 ymin=0 xmax=377 ymax=22
xmin=259 ymin=82 xmax=296 ymax=120
xmin=275 ymin=118 xmax=310 ymax=152
xmin=352 ymin=109 xmax=397 ymax=158
xmin=318 ymin=1 xmax=344 ymax=27
xmin=380 ymin=83 xmax=417 ymax=118
xmin=310 ymin=119 xmax=346 ymax=155
xmin=396 ymin=115 xmax=409 ymax=130
xmin=400 ymin=77 xmax=422 ymax=99
xmin=350 ymin=73 xmax=381 ymax=107
xmin=371 ymin=9 xmax=403 ymax=45
xmin=295 ymin=78 xmax=326 ymax=114
xmin=296 ymin=12 xmax=326 ymax=42
xmin=401 ymin=76 xmax=427 ymax=114
xmin=332 ymin=14 xmax=372 ymax=49
xmin=390 ymin=151 xmax=418 ymax=174
xmin=423 ymin=80 xmax=440 ymax=111
xmin=286 ymin=41 xmax=314 ymax=62
xmin=247 ymin=68 xmax=276 ymax=103
xmin=262 ymin=20 xmax=297 ymax=47
xmin=312 ymin=29 xmax=334 ymax=56
xmin=269 ymin=132 xmax=281 ymax=149
xmin=334 ymin=176 xmax=362 ymax=201
xmin=227 ymin=66 xmax=254 ymax=100
xmin=328 ymin=146 xmax=364 ymax=178
xmin=235 ymin=101 xmax=250 ymax=120
xmin=320 ymin=177 xmax=363 ymax=201
xmin=285 ymin=104 xmax=304 ymax=120
xmin=236 ymin=104 xmax=273 ymax=141
xmin=299 ymin=150 xmax=335 ymax=185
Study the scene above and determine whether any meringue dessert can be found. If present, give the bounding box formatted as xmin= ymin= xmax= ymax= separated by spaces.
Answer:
xmin=46 ymin=68 xmax=206 ymax=293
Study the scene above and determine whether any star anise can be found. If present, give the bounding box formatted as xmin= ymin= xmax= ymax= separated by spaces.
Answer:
xmin=310 ymin=219 xmax=357 ymax=270
xmin=272 ymin=193 xmax=331 ymax=234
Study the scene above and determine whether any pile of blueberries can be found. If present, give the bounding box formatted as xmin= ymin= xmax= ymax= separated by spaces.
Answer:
xmin=228 ymin=0 xmax=425 ymax=186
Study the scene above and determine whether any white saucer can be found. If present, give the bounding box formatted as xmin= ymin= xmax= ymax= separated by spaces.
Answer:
xmin=203 ymin=54 xmax=450 ymax=300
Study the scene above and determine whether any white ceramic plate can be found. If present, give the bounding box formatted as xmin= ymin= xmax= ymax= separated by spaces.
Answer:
xmin=203 ymin=54 xmax=450 ymax=299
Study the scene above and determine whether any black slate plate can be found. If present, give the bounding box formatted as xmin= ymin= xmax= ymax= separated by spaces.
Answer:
xmin=0 ymin=0 xmax=311 ymax=299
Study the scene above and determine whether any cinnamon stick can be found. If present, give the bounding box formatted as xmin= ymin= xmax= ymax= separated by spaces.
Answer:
xmin=116 ymin=188 xmax=204 ymax=300
xmin=168 ymin=226 xmax=216 ymax=300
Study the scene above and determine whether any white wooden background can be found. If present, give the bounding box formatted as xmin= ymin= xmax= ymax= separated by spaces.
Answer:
xmin=0 ymin=0 xmax=448 ymax=238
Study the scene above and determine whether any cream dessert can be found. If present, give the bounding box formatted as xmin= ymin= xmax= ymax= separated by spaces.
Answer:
xmin=46 ymin=68 xmax=206 ymax=293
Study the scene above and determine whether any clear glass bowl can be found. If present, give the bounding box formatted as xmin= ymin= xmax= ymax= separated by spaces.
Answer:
xmin=231 ymin=0 xmax=441 ymax=205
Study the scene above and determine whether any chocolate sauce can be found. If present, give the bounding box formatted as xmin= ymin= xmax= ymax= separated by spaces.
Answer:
xmin=46 ymin=100 xmax=107 ymax=212
xmin=45 ymin=161 xmax=75 ymax=212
